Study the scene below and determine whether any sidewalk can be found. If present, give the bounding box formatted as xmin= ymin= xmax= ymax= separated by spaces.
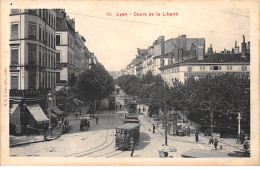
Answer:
xmin=10 ymin=125 xmax=63 ymax=147
xmin=142 ymin=112 xmax=245 ymax=155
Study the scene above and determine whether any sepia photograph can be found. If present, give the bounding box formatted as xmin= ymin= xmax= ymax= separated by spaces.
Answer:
xmin=0 ymin=0 xmax=259 ymax=166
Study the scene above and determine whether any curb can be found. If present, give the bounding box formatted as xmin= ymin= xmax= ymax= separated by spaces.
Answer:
xmin=9 ymin=132 xmax=63 ymax=148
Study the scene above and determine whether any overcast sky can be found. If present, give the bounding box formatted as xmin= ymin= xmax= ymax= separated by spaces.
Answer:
xmin=65 ymin=1 xmax=250 ymax=71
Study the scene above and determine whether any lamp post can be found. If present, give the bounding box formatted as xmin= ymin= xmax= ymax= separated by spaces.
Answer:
xmin=65 ymin=86 xmax=67 ymax=121
xmin=48 ymin=91 xmax=52 ymax=137
xmin=237 ymin=112 xmax=242 ymax=144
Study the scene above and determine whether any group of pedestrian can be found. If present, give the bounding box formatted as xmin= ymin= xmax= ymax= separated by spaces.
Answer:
xmin=209 ymin=137 xmax=219 ymax=150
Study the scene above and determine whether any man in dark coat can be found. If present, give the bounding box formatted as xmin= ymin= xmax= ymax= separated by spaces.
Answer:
xmin=153 ymin=124 xmax=155 ymax=133
xmin=214 ymin=138 xmax=218 ymax=150
xmin=195 ymin=131 xmax=199 ymax=142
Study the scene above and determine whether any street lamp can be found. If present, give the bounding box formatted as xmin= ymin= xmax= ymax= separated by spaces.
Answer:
xmin=48 ymin=91 xmax=52 ymax=137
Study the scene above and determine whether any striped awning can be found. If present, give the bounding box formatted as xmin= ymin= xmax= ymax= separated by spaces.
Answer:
xmin=27 ymin=104 xmax=49 ymax=123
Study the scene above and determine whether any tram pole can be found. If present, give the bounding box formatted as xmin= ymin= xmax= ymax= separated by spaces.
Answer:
xmin=164 ymin=82 xmax=167 ymax=146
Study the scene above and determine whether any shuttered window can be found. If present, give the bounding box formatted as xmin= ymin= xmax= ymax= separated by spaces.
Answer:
xmin=11 ymin=24 xmax=18 ymax=39
xmin=11 ymin=49 xmax=18 ymax=65
xmin=11 ymin=76 xmax=18 ymax=89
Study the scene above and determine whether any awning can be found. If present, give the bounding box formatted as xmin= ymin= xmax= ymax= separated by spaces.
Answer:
xmin=53 ymin=107 xmax=64 ymax=115
xmin=10 ymin=104 xmax=19 ymax=116
xmin=55 ymin=86 xmax=64 ymax=92
xmin=49 ymin=112 xmax=57 ymax=118
xmin=26 ymin=104 xmax=49 ymax=123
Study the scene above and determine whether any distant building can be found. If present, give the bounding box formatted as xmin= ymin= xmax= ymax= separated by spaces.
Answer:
xmin=160 ymin=37 xmax=250 ymax=85
xmin=121 ymin=35 xmax=205 ymax=78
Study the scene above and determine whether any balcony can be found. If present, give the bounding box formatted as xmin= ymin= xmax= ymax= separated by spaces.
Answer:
xmin=10 ymin=88 xmax=51 ymax=98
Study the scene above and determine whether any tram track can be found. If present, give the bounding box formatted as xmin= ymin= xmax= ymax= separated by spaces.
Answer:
xmin=65 ymin=111 xmax=113 ymax=157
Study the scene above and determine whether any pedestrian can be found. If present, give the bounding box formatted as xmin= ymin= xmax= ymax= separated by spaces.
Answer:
xmin=153 ymin=124 xmax=155 ymax=133
xmin=138 ymin=107 xmax=141 ymax=114
xmin=243 ymin=137 xmax=250 ymax=152
xmin=187 ymin=126 xmax=190 ymax=136
xmin=195 ymin=131 xmax=199 ymax=142
xmin=79 ymin=109 xmax=82 ymax=115
xmin=96 ymin=116 xmax=99 ymax=125
xmin=130 ymin=137 xmax=135 ymax=157
xmin=43 ymin=130 xmax=47 ymax=140
xmin=214 ymin=138 xmax=218 ymax=150
xmin=26 ymin=125 xmax=30 ymax=137
xmin=58 ymin=119 xmax=61 ymax=128
xmin=120 ymin=104 xmax=122 ymax=109
xmin=75 ymin=112 xmax=78 ymax=119
xmin=209 ymin=137 xmax=214 ymax=145
xmin=143 ymin=106 xmax=145 ymax=112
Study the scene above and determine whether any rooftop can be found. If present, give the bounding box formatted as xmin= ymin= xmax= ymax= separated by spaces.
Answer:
xmin=160 ymin=53 xmax=250 ymax=69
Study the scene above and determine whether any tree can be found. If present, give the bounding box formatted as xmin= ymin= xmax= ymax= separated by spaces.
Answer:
xmin=75 ymin=63 xmax=115 ymax=104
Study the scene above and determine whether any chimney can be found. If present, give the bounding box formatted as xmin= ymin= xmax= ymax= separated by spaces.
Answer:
xmin=241 ymin=35 xmax=246 ymax=57
xmin=198 ymin=45 xmax=204 ymax=60
xmin=247 ymin=42 xmax=250 ymax=54
xmin=66 ymin=15 xmax=70 ymax=21
xmin=178 ymin=49 xmax=183 ymax=61
xmin=207 ymin=44 xmax=213 ymax=54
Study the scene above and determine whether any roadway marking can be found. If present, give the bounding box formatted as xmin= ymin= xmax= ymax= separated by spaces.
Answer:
xmin=199 ymin=144 xmax=205 ymax=149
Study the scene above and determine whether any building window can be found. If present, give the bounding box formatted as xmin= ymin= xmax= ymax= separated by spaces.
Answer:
xmin=39 ymin=51 xmax=41 ymax=66
xmin=11 ymin=76 xmax=18 ymax=89
xmin=39 ymin=26 xmax=42 ymax=41
xmin=227 ymin=66 xmax=232 ymax=70
xmin=188 ymin=67 xmax=192 ymax=72
xmin=28 ymin=9 xmax=36 ymax=15
xmin=28 ymin=23 xmax=36 ymax=39
xmin=56 ymin=35 xmax=61 ymax=45
xmin=49 ymin=33 xmax=51 ymax=46
xmin=56 ymin=52 xmax=60 ymax=62
xmin=39 ymin=72 xmax=43 ymax=89
xmin=200 ymin=66 xmax=205 ymax=71
xmin=56 ymin=72 xmax=60 ymax=82
xmin=11 ymin=9 xmax=20 ymax=14
xmin=213 ymin=66 xmax=221 ymax=70
xmin=28 ymin=45 xmax=36 ymax=64
xmin=242 ymin=66 xmax=247 ymax=71
xmin=11 ymin=48 xmax=18 ymax=65
xmin=11 ymin=23 xmax=18 ymax=39
xmin=28 ymin=71 xmax=36 ymax=89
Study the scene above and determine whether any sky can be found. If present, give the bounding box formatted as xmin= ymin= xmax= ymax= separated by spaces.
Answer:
xmin=65 ymin=1 xmax=250 ymax=72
